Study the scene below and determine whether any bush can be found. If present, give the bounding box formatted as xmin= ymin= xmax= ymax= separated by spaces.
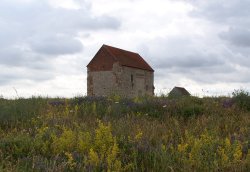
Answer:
xmin=0 ymin=134 xmax=34 ymax=159
xmin=232 ymin=89 xmax=250 ymax=111
xmin=182 ymin=104 xmax=204 ymax=118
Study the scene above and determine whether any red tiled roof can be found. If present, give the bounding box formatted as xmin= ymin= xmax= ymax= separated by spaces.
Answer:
xmin=102 ymin=44 xmax=154 ymax=72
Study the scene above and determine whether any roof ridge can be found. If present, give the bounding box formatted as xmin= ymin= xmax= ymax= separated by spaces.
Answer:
xmin=103 ymin=44 xmax=139 ymax=55
xmin=175 ymin=86 xmax=185 ymax=89
xmin=102 ymin=44 xmax=118 ymax=61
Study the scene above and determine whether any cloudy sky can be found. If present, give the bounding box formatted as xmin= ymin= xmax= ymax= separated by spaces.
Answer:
xmin=1 ymin=0 xmax=250 ymax=98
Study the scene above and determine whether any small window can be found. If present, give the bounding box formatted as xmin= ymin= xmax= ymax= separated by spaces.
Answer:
xmin=131 ymin=74 xmax=134 ymax=82
xmin=131 ymin=75 xmax=134 ymax=89
xmin=146 ymin=85 xmax=148 ymax=91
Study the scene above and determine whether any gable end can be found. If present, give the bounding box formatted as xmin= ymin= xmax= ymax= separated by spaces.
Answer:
xmin=87 ymin=46 xmax=117 ymax=71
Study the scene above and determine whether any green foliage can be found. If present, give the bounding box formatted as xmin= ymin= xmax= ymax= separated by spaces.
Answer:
xmin=52 ymin=128 xmax=77 ymax=154
xmin=181 ymin=104 xmax=204 ymax=118
xmin=233 ymin=89 xmax=250 ymax=111
xmin=0 ymin=133 xmax=33 ymax=159
xmin=0 ymin=97 xmax=47 ymax=129
xmin=1 ymin=94 xmax=250 ymax=171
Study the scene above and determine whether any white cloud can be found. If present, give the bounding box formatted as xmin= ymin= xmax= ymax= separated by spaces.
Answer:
xmin=0 ymin=0 xmax=250 ymax=98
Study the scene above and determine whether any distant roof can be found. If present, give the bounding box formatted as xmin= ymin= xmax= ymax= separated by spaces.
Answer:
xmin=88 ymin=44 xmax=154 ymax=72
xmin=172 ymin=87 xmax=190 ymax=96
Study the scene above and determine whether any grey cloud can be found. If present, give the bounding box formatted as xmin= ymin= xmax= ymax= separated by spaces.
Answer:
xmin=0 ymin=48 xmax=53 ymax=69
xmin=0 ymin=0 xmax=121 ymax=65
xmin=155 ymin=62 xmax=249 ymax=85
xmin=169 ymin=0 xmax=250 ymax=84
xmin=189 ymin=0 xmax=250 ymax=48
xmin=187 ymin=70 xmax=250 ymax=84
xmin=138 ymin=34 xmax=247 ymax=85
xmin=0 ymin=48 xmax=24 ymax=66
xmin=219 ymin=27 xmax=250 ymax=47
xmin=33 ymin=7 xmax=121 ymax=33
xmin=30 ymin=36 xmax=83 ymax=55
xmin=0 ymin=0 xmax=121 ymax=85
xmin=0 ymin=78 xmax=11 ymax=85
xmin=0 ymin=1 xmax=120 ymax=32
xmin=190 ymin=0 xmax=250 ymax=24
xmin=155 ymin=54 xmax=223 ymax=69
xmin=0 ymin=66 xmax=55 ymax=85
xmin=135 ymin=1 xmax=250 ymax=87
xmin=170 ymin=64 xmax=235 ymax=75
xmin=139 ymin=37 xmax=225 ymax=70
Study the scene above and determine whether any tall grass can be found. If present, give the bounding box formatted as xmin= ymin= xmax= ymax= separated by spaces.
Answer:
xmin=0 ymin=91 xmax=250 ymax=171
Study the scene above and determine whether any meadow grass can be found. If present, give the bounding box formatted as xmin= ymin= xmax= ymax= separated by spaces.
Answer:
xmin=0 ymin=90 xmax=250 ymax=171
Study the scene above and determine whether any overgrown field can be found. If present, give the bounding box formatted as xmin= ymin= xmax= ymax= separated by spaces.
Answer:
xmin=0 ymin=90 xmax=250 ymax=171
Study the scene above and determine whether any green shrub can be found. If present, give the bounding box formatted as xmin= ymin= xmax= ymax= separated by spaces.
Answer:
xmin=182 ymin=104 xmax=204 ymax=118
xmin=0 ymin=134 xmax=33 ymax=159
xmin=232 ymin=89 xmax=250 ymax=111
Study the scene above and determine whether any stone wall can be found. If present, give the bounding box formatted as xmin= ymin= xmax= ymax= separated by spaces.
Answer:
xmin=119 ymin=66 xmax=154 ymax=97
xmin=87 ymin=62 xmax=121 ymax=96
xmin=87 ymin=63 xmax=154 ymax=97
xmin=87 ymin=70 xmax=115 ymax=96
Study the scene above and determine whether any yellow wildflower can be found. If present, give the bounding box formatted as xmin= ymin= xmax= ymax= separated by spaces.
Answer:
xmin=135 ymin=131 xmax=143 ymax=141
xmin=177 ymin=143 xmax=188 ymax=152
xmin=89 ymin=148 xmax=99 ymax=166
xmin=233 ymin=144 xmax=242 ymax=162
xmin=65 ymin=152 xmax=76 ymax=169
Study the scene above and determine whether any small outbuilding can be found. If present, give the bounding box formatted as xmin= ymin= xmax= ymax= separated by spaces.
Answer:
xmin=169 ymin=86 xmax=191 ymax=97
xmin=87 ymin=44 xmax=154 ymax=97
